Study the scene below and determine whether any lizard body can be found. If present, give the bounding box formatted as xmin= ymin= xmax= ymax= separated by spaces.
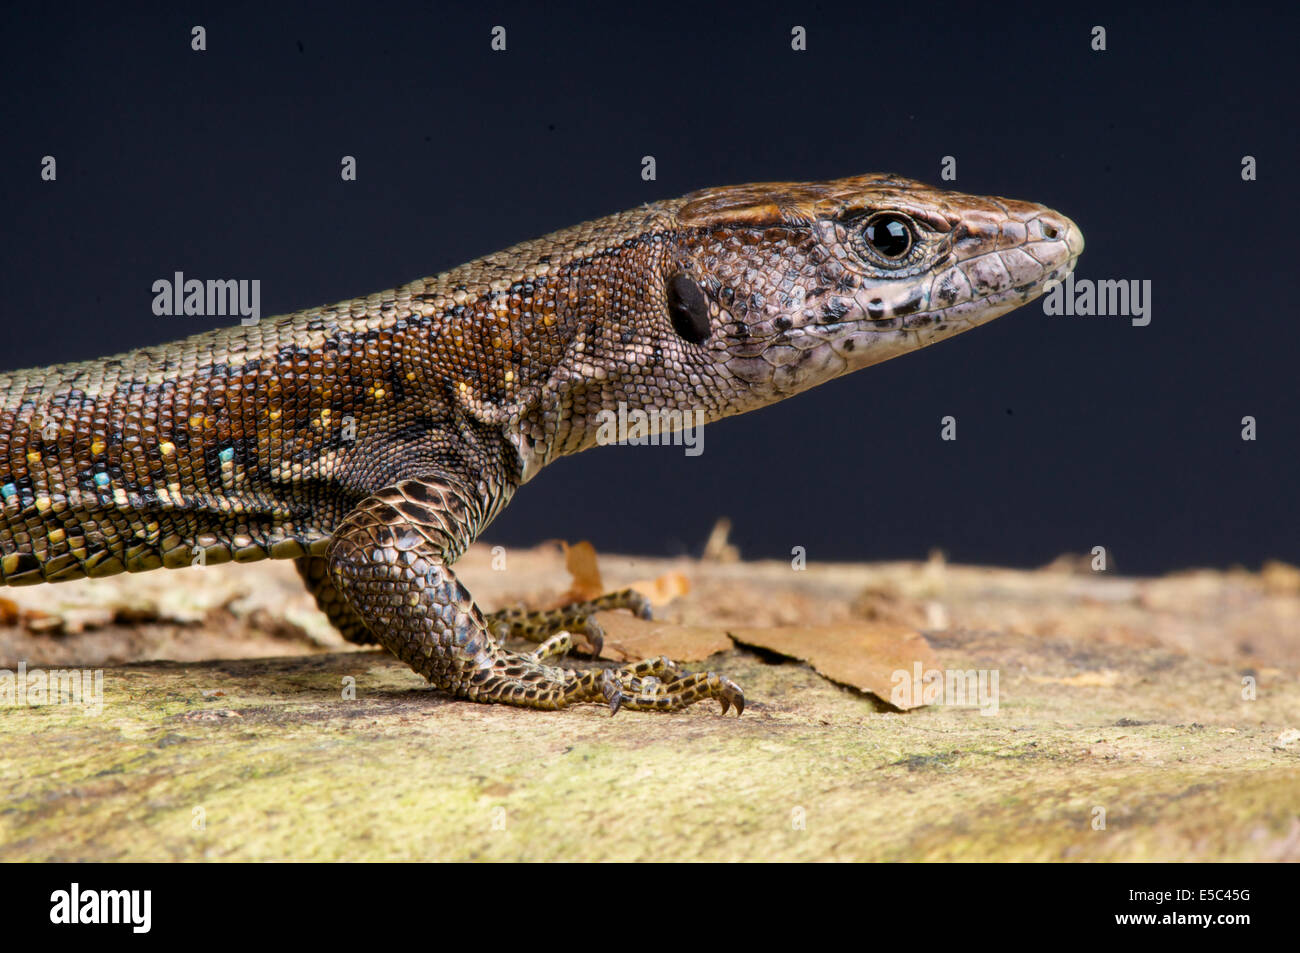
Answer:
xmin=0 ymin=174 xmax=1082 ymax=713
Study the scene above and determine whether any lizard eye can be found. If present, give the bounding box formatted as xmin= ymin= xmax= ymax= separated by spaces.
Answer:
xmin=862 ymin=214 xmax=913 ymax=260
xmin=666 ymin=273 xmax=711 ymax=344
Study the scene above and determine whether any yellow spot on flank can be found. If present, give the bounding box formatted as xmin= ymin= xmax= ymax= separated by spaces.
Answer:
xmin=320 ymin=408 xmax=331 ymax=417
xmin=159 ymin=441 xmax=175 ymax=456
xmin=90 ymin=440 xmax=106 ymax=456
xmin=372 ymin=387 xmax=386 ymax=400
xmin=35 ymin=496 xmax=51 ymax=513
xmin=269 ymin=408 xmax=281 ymax=421
xmin=406 ymin=371 xmax=417 ymax=381
xmin=189 ymin=414 xmax=205 ymax=430
xmin=48 ymin=528 xmax=66 ymax=545
xmin=504 ymin=370 xmax=514 ymax=383
xmin=26 ymin=451 xmax=41 ymax=465
xmin=458 ymin=381 xmax=468 ymax=394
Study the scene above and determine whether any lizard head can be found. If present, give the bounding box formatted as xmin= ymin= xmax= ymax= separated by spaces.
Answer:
xmin=652 ymin=173 xmax=1084 ymax=419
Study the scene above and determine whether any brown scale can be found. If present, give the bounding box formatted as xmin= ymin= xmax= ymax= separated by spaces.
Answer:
xmin=0 ymin=174 xmax=1084 ymax=713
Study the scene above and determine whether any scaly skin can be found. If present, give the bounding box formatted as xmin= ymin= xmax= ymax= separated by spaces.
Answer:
xmin=0 ymin=174 xmax=1083 ymax=714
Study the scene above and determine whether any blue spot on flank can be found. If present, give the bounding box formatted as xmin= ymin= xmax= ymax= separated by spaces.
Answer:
xmin=1 ymin=483 xmax=15 ymax=500
xmin=94 ymin=472 xmax=110 ymax=487
xmin=218 ymin=447 xmax=235 ymax=464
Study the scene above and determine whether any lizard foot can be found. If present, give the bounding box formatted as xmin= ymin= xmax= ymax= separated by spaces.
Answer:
xmin=487 ymin=588 xmax=653 ymax=659
xmin=597 ymin=665 xmax=745 ymax=716
xmin=464 ymin=651 xmax=744 ymax=715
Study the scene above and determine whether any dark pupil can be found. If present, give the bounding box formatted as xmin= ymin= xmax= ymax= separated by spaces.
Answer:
xmin=865 ymin=217 xmax=910 ymax=258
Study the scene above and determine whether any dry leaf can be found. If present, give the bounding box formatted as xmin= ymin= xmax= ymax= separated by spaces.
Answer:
xmin=558 ymin=540 xmax=604 ymax=603
xmin=727 ymin=623 xmax=939 ymax=709
xmin=629 ymin=571 xmax=691 ymax=605
xmin=591 ymin=611 xmax=732 ymax=662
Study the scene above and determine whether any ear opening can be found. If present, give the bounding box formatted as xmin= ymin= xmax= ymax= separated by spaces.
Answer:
xmin=666 ymin=272 xmax=710 ymax=344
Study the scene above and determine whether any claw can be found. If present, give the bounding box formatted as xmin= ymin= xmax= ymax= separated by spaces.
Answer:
xmin=600 ymin=669 xmax=624 ymax=716
xmin=722 ymin=678 xmax=745 ymax=716
xmin=731 ymin=682 xmax=746 ymax=717
xmin=583 ymin=619 xmax=605 ymax=660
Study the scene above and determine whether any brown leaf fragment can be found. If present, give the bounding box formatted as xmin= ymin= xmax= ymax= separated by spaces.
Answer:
xmin=591 ymin=611 xmax=732 ymax=663
xmin=727 ymin=623 xmax=940 ymax=709
xmin=558 ymin=540 xmax=605 ymax=603
xmin=629 ymin=571 xmax=691 ymax=605
xmin=0 ymin=597 xmax=18 ymax=626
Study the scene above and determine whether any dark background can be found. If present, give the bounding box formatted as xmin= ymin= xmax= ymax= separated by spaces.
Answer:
xmin=2 ymin=1 xmax=1296 ymax=574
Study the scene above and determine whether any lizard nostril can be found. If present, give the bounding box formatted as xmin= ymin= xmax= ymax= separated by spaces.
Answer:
xmin=1038 ymin=212 xmax=1084 ymax=257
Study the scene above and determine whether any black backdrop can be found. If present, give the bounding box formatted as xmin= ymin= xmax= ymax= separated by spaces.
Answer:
xmin=3 ymin=1 xmax=1296 ymax=574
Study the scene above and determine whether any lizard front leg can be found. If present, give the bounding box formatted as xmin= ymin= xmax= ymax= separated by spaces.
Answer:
xmin=326 ymin=475 xmax=744 ymax=714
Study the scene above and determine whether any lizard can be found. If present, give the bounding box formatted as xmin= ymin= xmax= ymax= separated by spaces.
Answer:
xmin=0 ymin=173 xmax=1083 ymax=715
